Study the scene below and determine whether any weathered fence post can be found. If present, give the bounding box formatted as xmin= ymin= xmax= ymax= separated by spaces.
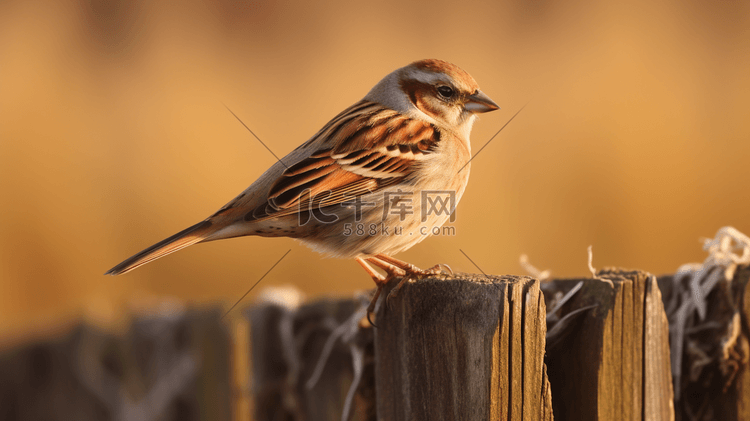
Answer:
xmin=247 ymin=291 xmax=375 ymax=421
xmin=730 ymin=266 xmax=750 ymax=421
xmin=658 ymin=264 xmax=750 ymax=421
xmin=5 ymin=235 xmax=749 ymax=420
xmin=543 ymin=269 xmax=674 ymax=421
xmin=0 ymin=307 xmax=232 ymax=421
xmin=374 ymin=274 xmax=553 ymax=421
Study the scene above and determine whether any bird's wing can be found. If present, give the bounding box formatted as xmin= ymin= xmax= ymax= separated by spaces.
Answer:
xmin=220 ymin=100 xmax=441 ymax=221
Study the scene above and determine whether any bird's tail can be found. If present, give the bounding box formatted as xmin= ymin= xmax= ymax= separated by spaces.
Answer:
xmin=105 ymin=220 xmax=215 ymax=275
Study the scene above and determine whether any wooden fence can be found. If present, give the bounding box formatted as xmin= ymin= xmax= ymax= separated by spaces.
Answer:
xmin=1 ymin=228 xmax=749 ymax=420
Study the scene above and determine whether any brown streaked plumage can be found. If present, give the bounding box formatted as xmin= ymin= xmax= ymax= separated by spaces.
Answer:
xmin=106 ymin=59 xmax=499 ymax=313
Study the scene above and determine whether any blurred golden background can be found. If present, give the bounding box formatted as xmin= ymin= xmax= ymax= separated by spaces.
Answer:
xmin=1 ymin=0 xmax=748 ymax=348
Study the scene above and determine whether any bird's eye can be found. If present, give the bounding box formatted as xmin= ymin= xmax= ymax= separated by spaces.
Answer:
xmin=437 ymin=86 xmax=454 ymax=99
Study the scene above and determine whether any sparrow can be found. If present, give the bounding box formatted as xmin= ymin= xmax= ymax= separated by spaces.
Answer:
xmin=106 ymin=59 xmax=499 ymax=311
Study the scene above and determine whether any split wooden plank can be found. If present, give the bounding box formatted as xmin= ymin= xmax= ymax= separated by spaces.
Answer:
xmin=373 ymin=274 xmax=553 ymax=421
xmin=543 ymin=269 xmax=674 ymax=421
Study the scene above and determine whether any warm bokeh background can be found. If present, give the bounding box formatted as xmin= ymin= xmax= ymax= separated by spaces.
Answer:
xmin=1 ymin=0 xmax=749 ymax=347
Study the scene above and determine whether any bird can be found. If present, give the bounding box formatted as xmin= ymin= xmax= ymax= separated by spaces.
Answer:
xmin=106 ymin=59 xmax=499 ymax=313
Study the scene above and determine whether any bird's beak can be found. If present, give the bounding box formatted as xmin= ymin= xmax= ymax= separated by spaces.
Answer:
xmin=465 ymin=90 xmax=500 ymax=113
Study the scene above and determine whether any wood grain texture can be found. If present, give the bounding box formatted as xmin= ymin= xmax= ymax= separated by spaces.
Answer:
xmin=373 ymin=273 xmax=552 ymax=421
xmin=643 ymin=274 xmax=674 ymax=421
xmin=544 ymin=269 xmax=674 ymax=421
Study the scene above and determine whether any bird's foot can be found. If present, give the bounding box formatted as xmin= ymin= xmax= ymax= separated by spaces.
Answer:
xmin=371 ymin=255 xmax=452 ymax=304
xmin=356 ymin=257 xmax=391 ymax=327
xmin=358 ymin=255 xmax=454 ymax=323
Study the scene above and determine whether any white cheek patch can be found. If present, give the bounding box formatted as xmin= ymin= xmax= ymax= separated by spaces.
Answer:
xmin=457 ymin=113 xmax=476 ymax=141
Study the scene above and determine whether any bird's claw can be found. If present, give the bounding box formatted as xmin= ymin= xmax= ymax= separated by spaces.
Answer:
xmin=385 ymin=276 xmax=410 ymax=308
xmin=424 ymin=263 xmax=453 ymax=275
xmin=366 ymin=284 xmax=383 ymax=328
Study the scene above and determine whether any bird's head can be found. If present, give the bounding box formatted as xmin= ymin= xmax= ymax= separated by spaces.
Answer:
xmin=366 ymin=59 xmax=499 ymax=138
